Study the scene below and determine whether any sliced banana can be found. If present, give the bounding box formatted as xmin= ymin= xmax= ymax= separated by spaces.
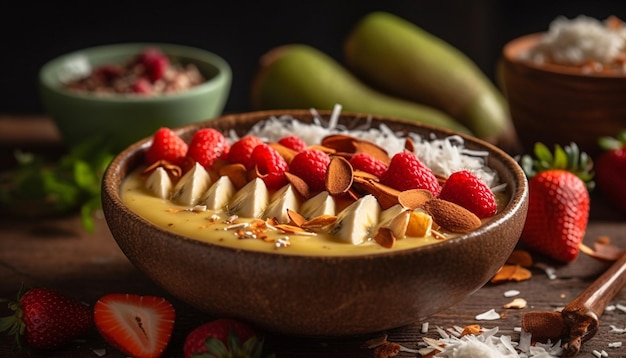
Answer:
xmin=330 ymin=194 xmax=380 ymax=245
xmin=376 ymin=204 xmax=410 ymax=240
xmin=171 ymin=162 xmax=212 ymax=206
xmin=145 ymin=167 xmax=173 ymax=199
xmin=265 ymin=184 xmax=300 ymax=224
xmin=202 ymin=175 xmax=236 ymax=211
xmin=299 ymin=191 xmax=336 ymax=219
xmin=228 ymin=177 xmax=269 ymax=218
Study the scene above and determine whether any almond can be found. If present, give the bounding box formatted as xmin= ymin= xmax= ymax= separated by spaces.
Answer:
xmin=422 ymin=198 xmax=481 ymax=234
xmin=268 ymin=142 xmax=297 ymax=164
xmin=352 ymin=178 xmax=399 ymax=210
xmin=218 ymin=163 xmax=248 ymax=189
xmin=302 ymin=215 xmax=338 ymax=229
xmin=285 ymin=172 xmax=310 ymax=199
xmin=398 ymin=189 xmax=433 ymax=210
xmin=326 ymin=156 xmax=353 ymax=196
xmin=353 ymin=140 xmax=390 ymax=165
xmin=374 ymin=227 xmax=396 ymax=248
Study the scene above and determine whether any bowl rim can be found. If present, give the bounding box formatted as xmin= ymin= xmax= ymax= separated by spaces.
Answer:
xmin=39 ymin=42 xmax=232 ymax=103
xmin=102 ymin=109 xmax=529 ymax=261
xmin=502 ymin=32 xmax=626 ymax=79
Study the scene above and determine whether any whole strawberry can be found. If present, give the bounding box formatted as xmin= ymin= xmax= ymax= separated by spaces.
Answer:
xmin=519 ymin=143 xmax=594 ymax=263
xmin=145 ymin=127 xmax=188 ymax=166
xmin=187 ymin=128 xmax=230 ymax=169
xmin=439 ymin=170 xmax=497 ymax=218
xmin=0 ymin=287 xmax=93 ymax=350
xmin=596 ymin=130 xmax=626 ymax=215
xmin=380 ymin=151 xmax=440 ymax=195
xmin=183 ymin=318 xmax=274 ymax=358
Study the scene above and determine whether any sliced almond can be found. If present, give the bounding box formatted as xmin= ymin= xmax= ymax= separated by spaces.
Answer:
xmin=321 ymin=134 xmax=357 ymax=153
xmin=326 ymin=156 xmax=353 ymax=196
xmin=374 ymin=227 xmax=396 ymax=249
xmin=460 ymin=325 xmax=482 ymax=336
xmin=422 ymin=198 xmax=481 ymax=234
xmin=286 ymin=208 xmax=306 ymax=227
xmin=268 ymin=142 xmax=297 ymax=164
xmin=275 ymin=223 xmax=308 ymax=234
xmin=353 ymin=140 xmax=390 ymax=165
xmin=285 ymin=172 xmax=310 ymax=199
xmin=490 ymin=264 xmax=532 ymax=283
xmin=353 ymin=169 xmax=379 ymax=181
xmin=301 ymin=215 xmax=338 ymax=229
xmin=503 ymin=297 xmax=528 ymax=309
xmin=398 ymin=189 xmax=433 ymax=210
xmin=218 ymin=163 xmax=248 ymax=189
xmin=404 ymin=137 xmax=415 ymax=153
xmin=352 ymin=178 xmax=399 ymax=210
xmin=506 ymin=250 xmax=533 ymax=267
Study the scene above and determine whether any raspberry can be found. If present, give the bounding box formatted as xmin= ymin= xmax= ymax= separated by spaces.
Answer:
xmin=145 ymin=127 xmax=188 ymax=166
xmin=439 ymin=170 xmax=497 ymax=218
xmin=187 ymin=128 xmax=230 ymax=169
xmin=227 ymin=135 xmax=264 ymax=169
xmin=288 ymin=149 xmax=331 ymax=193
xmin=250 ymin=143 xmax=289 ymax=190
xmin=278 ymin=135 xmax=307 ymax=152
xmin=380 ymin=151 xmax=440 ymax=195
xmin=136 ymin=48 xmax=169 ymax=82
xmin=349 ymin=152 xmax=388 ymax=177
xmin=131 ymin=78 xmax=152 ymax=94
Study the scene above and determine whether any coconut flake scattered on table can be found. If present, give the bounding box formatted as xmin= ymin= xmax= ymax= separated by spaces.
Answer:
xmin=240 ymin=104 xmax=501 ymax=189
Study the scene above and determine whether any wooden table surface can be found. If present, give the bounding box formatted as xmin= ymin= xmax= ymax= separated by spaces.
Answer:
xmin=1 ymin=115 xmax=626 ymax=357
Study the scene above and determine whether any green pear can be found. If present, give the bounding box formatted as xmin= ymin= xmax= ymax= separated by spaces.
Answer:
xmin=250 ymin=44 xmax=471 ymax=134
xmin=344 ymin=12 xmax=517 ymax=147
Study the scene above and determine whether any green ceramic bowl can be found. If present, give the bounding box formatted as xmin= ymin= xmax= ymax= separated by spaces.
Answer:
xmin=39 ymin=43 xmax=231 ymax=152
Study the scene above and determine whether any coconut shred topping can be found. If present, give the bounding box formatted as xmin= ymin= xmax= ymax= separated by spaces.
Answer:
xmin=520 ymin=15 xmax=626 ymax=73
xmin=241 ymin=107 xmax=500 ymax=189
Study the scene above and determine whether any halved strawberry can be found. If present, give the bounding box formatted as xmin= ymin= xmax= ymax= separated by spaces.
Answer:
xmin=94 ymin=293 xmax=175 ymax=358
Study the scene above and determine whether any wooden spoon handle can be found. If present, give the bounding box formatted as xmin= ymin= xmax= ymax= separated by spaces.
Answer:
xmin=561 ymin=251 xmax=626 ymax=356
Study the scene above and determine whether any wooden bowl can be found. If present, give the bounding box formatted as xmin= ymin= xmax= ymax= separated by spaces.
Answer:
xmin=101 ymin=109 xmax=529 ymax=336
xmin=498 ymin=33 xmax=626 ymax=159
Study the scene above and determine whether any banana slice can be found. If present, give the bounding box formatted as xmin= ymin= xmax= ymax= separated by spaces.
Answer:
xmin=202 ymin=175 xmax=236 ymax=211
xmin=145 ymin=167 xmax=173 ymax=199
xmin=171 ymin=162 xmax=212 ymax=205
xmin=265 ymin=184 xmax=300 ymax=224
xmin=228 ymin=177 xmax=269 ymax=218
xmin=376 ymin=204 xmax=410 ymax=240
xmin=299 ymin=191 xmax=336 ymax=219
xmin=330 ymin=194 xmax=380 ymax=245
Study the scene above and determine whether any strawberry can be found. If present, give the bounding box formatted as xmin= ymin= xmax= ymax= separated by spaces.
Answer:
xmin=250 ymin=143 xmax=289 ymax=190
xmin=288 ymin=149 xmax=331 ymax=193
xmin=187 ymin=128 xmax=230 ymax=169
xmin=278 ymin=135 xmax=307 ymax=152
xmin=0 ymin=287 xmax=93 ymax=350
xmin=145 ymin=127 xmax=189 ymax=166
xmin=380 ymin=151 xmax=440 ymax=195
xmin=519 ymin=143 xmax=594 ymax=263
xmin=439 ymin=170 xmax=497 ymax=218
xmin=228 ymin=135 xmax=264 ymax=169
xmin=349 ymin=152 xmax=388 ymax=178
xmin=183 ymin=318 xmax=274 ymax=358
xmin=94 ymin=293 xmax=175 ymax=358
xmin=596 ymin=130 xmax=626 ymax=215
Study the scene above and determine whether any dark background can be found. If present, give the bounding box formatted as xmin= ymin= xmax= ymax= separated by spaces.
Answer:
xmin=2 ymin=1 xmax=625 ymax=115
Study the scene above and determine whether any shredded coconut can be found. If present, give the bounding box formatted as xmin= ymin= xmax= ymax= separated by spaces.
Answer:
xmin=242 ymin=105 xmax=500 ymax=189
xmin=520 ymin=15 xmax=626 ymax=73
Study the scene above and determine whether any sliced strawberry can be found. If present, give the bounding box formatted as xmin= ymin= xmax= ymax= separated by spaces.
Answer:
xmin=94 ymin=293 xmax=175 ymax=358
